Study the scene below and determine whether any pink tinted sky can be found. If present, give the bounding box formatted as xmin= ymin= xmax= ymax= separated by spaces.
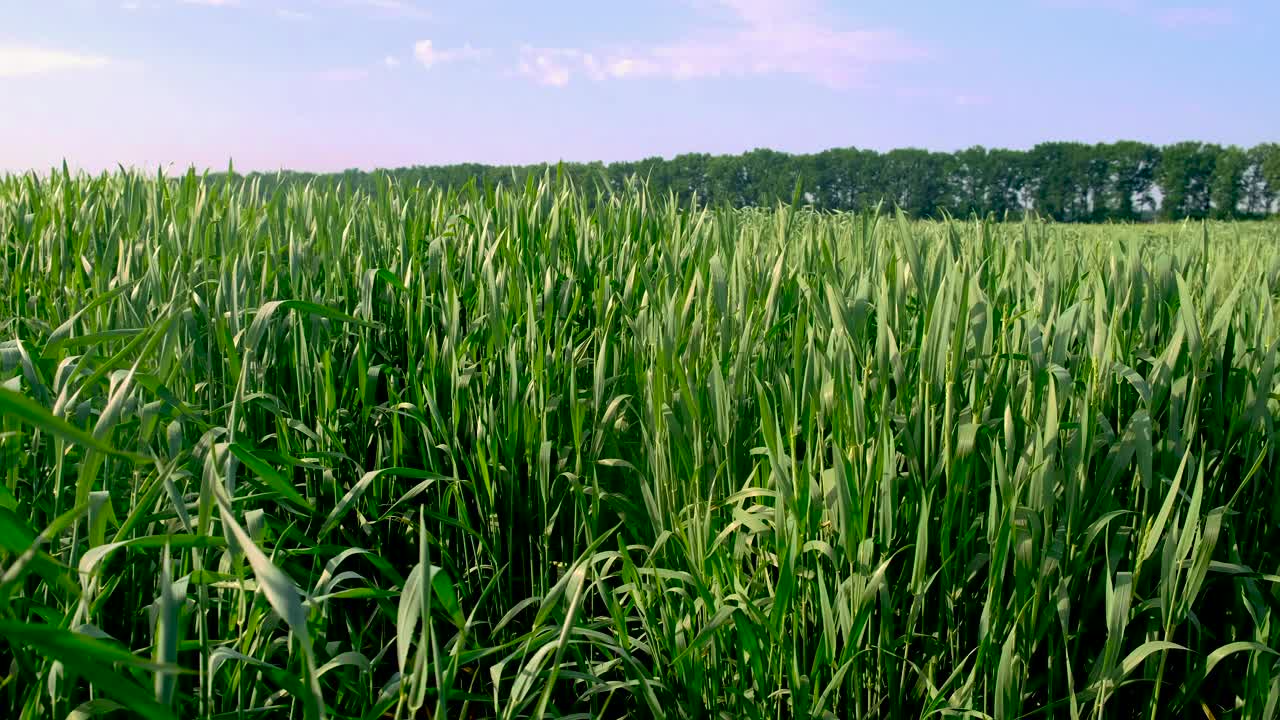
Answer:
xmin=1 ymin=0 xmax=1276 ymax=171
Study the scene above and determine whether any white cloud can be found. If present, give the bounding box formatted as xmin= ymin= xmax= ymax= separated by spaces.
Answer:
xmin=121 ymin=1 xmax=141 ymax=10
xmin=413 ymin=40 xmax=489 ymax=69
xmin=276 ymin=8 xmax=312 ymax=20
xmin=516 ymin=48 xmax=578 ymax=87
xmin=0 ymin=46 xmax=113 ymax=78
xmin=515 ymin=0 xmax=923 ymax=88
xmin=384 ymin=55 xmax=401 ymax=68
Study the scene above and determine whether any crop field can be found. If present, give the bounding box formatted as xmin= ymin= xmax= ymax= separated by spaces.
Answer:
xmin=1 ymin=171 xmax=1278 ymax=719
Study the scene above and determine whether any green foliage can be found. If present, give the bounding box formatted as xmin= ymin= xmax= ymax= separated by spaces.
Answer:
xmin=1210 ymin=146 xmax=1250 ymax=220
xmin=1 ymin=171 xmax=1279 ymax=719
xmin=1159 ymin=142 xmax=1223 ymax=220
xmin=210 ymin=141 xmax=1280 ymax=221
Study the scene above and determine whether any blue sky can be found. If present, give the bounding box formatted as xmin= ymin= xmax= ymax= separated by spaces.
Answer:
xmin=1 ymin=0 xmax=1276 ymax=171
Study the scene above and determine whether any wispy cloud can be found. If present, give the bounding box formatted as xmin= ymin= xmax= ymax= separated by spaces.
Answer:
xmin=276 ymin=8 xmax=312 ymax=21
xmin=0 ymin=46 xmax=113 ymax=77
xmin=516 ymin=48 xmax=580 ymax=87
xmin=384 ymin=55 xmax=401 ymax=69
xmin=515 ymin=0 xmax=924 ymax=88
xmin=413 ymin=40 xmax=490 ymax=69
xmin=1155 ymin=7 xmax=1236 ymax=27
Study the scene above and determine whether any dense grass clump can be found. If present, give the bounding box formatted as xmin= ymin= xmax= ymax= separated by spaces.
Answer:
xmin=1 ymin=170 xmax=1278 ymax=719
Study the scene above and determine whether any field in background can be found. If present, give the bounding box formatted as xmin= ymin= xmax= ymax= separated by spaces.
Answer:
xmin=1 ymin=172 xmax=1279 ymax=719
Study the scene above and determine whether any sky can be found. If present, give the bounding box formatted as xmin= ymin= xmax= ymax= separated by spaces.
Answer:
xmin=0 ymin=0 xmax=1276 ymax=172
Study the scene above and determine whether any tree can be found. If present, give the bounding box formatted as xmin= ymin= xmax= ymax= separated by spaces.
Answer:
xmin=739 ymin=149 xmax=796 ymax=207
xmin=217 ymin=140 xmax=1277 ymax=220
xmin=1256 ymin=143 xmax=1280 ymax=216
xmin=1158 ymin=142 xmax=1220 ymax=220
xmin=806 ymin=148 xmax=884 ymax=212
xmin=881 ymin=148 xmax=953 ymax=218
xmin=1099 ymin=141 xmax=1159 ymax=220
xmin=949 ymin=146 xmax=990 ymax=217
xmin=1025 ymin=142 xmax=1094 ymax=221
xmin=1209 ymin=146 xmax=1248 ymax=219
xmin=1241 ymin=145 xmax=1272 ymax=216
xmin=664 ymin=153 xmax=712 ymax=204
xmin=985 ymin=148 xmax=1029 ymax=218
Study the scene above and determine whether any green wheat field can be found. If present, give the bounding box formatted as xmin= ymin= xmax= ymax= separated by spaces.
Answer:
xmin=1 ymin=170 xmax=1278 ymax=719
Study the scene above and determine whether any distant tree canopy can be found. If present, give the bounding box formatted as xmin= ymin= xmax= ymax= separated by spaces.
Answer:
xmin=216 ymin=141 xmax=1280 ymax=221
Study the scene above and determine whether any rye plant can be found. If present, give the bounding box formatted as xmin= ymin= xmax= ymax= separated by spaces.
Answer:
xmin=0 ymin=168 xmax=1277 ymax=718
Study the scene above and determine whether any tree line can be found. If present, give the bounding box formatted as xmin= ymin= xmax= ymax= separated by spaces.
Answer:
xmin=226 ymin=141 xmax=1280 ymax=221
